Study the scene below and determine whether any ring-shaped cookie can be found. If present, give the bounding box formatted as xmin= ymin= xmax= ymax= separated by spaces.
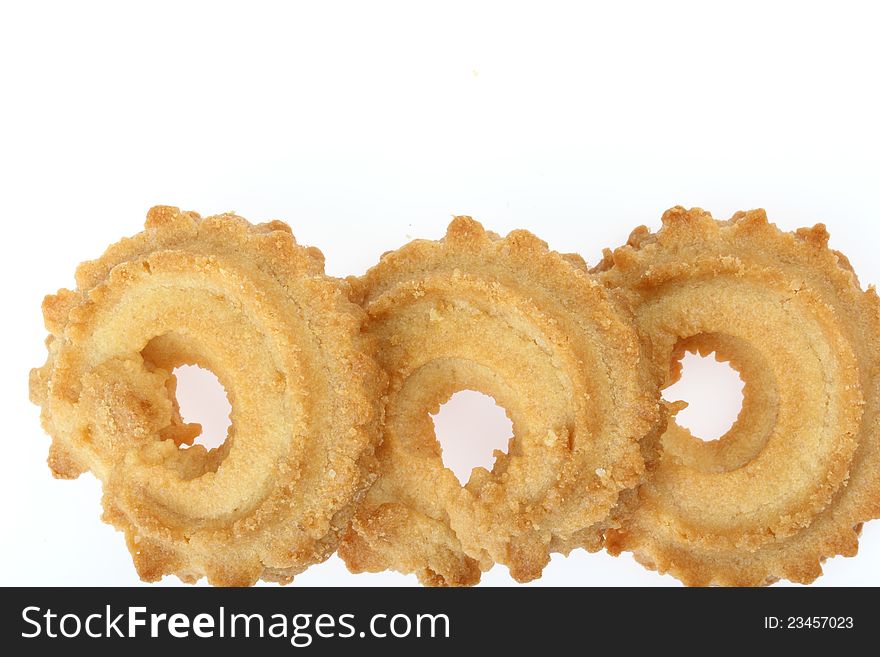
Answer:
xmin=597 ymin=207 xmax=880 ymax=585
xmin=339 ymin=217 xmax=659 ymax=585
xmin=30 ymin=206 xmax=383 ymax=585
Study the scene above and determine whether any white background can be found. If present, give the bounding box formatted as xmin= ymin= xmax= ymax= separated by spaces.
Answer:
xmin=1 ymin=1 xmax=878 ymax=586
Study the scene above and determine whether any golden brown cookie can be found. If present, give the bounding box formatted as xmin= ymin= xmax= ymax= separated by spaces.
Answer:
xmin=596 ymin=207 xmax=880 ymax=585
xmin=30 ymin=206 xmax=383 ymax=585
xmin=339 ymin=217 xmax=660 ymax=585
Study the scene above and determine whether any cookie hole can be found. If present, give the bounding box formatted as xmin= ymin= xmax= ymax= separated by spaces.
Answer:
xmin=173 ymin=365 xmax=232 ymax=450
xmin=663 ymin=352 xmax=744 ymax=442
xmin=432 ymin=390 xmax=513 ymax=485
